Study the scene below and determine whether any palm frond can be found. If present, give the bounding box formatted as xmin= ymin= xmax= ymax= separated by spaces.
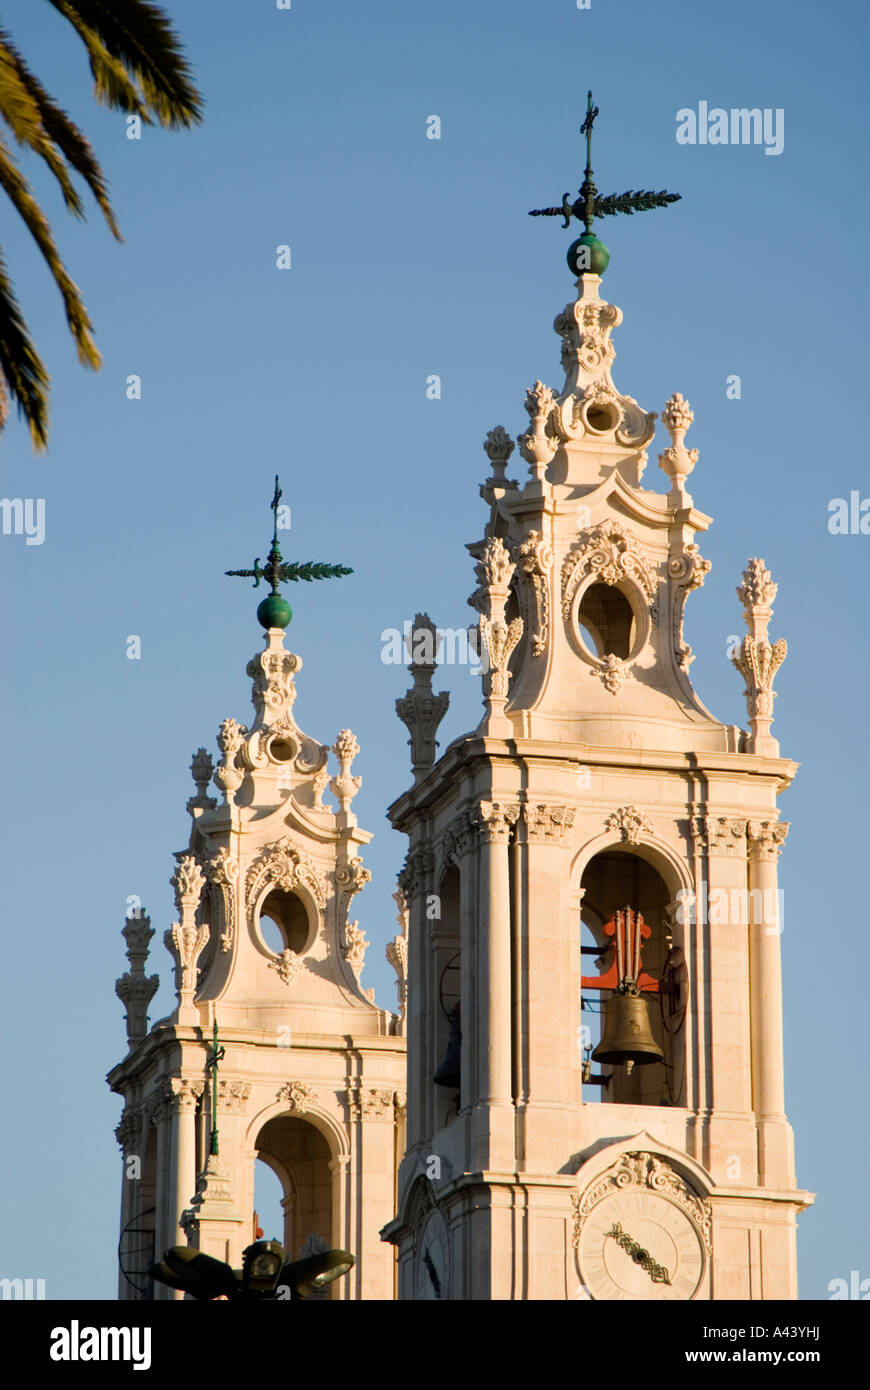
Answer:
xmin=0 ymin=32 xmax=120 ymax=236
xmin=0 ymin=37 xmax=87 ymax=219
xmin=47 ymin=0 xmax=203 ymax=127
xmin=0 ymin=246 xmax=50 ymax=450
xmin=0 ymin=136 xmax=100 ymax=370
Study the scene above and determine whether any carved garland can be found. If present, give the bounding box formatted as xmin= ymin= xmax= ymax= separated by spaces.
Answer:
xmin=204 ymin=847 xmax=238 ymax=953
xmin=571 ymin=1151 xmax=712 ymax=1253
xmin=512 ymin=530 xmax=553 ymax=657
xmin=561 ymin=520 xmax=657 ymax=620
xmin=245 ymin=838 xmax=328 ymax=927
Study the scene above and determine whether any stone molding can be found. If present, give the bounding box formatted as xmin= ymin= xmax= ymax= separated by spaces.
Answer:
xmin=524 ymin=803 xmax=576 ymax=843
xmin=605 ymin=806 xmax=654 ymax=845
xmin=572 ymin=1150 xmax=712 ymax=1253
xmin=692 ymin=816 xmax=747 ymax=858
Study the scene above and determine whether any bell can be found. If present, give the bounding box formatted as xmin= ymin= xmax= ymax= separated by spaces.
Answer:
xmin=433 ymin=1005 xmax=461 ymax=1090
xmin=592 ymin=989 xmax=664 ymax=1070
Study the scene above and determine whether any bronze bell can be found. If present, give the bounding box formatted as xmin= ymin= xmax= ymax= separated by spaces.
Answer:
xmin=434 ymin=1004 xmax=461 ymax=1090
xmin=592 ymin=988 xmax=664 ymax=1071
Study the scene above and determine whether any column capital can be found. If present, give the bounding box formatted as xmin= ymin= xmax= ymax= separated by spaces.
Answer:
xmin=747 ymin=820 xmax=789 ymax=861
xmin=472 ymin=801 xmax=521 ymax=844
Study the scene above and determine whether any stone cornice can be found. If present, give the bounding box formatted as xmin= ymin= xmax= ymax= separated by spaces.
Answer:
xmin=388 ymin=736 xmax=798 ymax=828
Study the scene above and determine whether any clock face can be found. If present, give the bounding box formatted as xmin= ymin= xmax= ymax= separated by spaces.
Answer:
xmin=415 ymin=1211 xmax=448 ymax=1301
xmin=577 ymin=1189 xmax=706 ymax=1300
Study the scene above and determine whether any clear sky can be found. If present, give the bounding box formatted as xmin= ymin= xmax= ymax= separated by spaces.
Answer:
xmin=0 ymin=0 xmax=867 ymax=1299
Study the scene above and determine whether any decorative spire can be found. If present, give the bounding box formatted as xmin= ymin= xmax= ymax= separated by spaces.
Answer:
xmin=731 ymin=559 xmax=788 ymax=756
xmin=225 ymin=475 xmax=353 ymax=630
xmin=115 ymin=913 xmax=159 ymax=1047
xmin=395 ymin=614 xmax=450 ymax=781
xmin=658 ymin=392 xmax=700 ymax=504
xmin=529 ymin=90 xmax=681 ymax=277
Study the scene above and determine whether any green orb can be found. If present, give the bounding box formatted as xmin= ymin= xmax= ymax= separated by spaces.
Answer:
xmin=257 ymin=593 xmax=292 ymax=630
xmin=567 ymin=233 xmax=610 ymax=277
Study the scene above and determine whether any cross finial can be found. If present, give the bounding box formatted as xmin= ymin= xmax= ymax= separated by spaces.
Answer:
xmin=529 ymin=92 xmax=681 ymax=276
xmin=225 ymin=476 xmax=353 ymax=629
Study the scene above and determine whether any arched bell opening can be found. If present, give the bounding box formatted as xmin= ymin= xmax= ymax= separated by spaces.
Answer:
xmin=256 ymin=888 xmax=312 ymax=958
xmin=577 ymin=581 xmax=637 ymax=661
xmin=580 ymin=850 xmax=685 ymax=1107
xmin=254 ymin=1115 xmax=335 ymax=1281
xmin=432 ymin=866 xmax=461 ymax=1130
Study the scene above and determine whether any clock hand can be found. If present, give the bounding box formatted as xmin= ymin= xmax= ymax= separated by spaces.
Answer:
xmin=605 ymin=1222 xmax=671 ymax=1285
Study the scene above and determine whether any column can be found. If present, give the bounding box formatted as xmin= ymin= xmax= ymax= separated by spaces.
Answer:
xmin=747 ymin=820 xmax=794 ymax=1187
xmin=471 ymin=800 xmax=519 ymax=1169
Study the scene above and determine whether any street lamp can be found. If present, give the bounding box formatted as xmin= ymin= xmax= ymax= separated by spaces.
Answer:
xmin=147 ymin=1240 xmax=355 ymax=1300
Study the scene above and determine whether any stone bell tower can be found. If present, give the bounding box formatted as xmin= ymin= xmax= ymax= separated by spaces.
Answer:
xmin=109 ymin=502 xmax=406 ymax=1301
xmin=382 ymin=108 xmax=812 ymax=1300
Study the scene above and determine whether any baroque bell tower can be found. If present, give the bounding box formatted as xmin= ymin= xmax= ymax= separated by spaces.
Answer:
xmin=109 ymin=488 xmax=406 ymax=1300
xmin=382 ymin=100 xmax=812 ymax=1300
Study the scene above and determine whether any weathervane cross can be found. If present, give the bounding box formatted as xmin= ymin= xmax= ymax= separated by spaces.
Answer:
xmin=226 ymin=475 xmax=352 ymax=629
xmin=529 ymin=90 xmax=681 ymax=263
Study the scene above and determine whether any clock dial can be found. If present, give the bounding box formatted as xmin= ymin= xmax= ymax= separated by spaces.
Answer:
xmin=577 ymin=1189 xmax=706 ymax=1300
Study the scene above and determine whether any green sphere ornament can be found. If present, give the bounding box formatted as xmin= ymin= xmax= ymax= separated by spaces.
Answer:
xmin=257 ymin=593 xmax=292 ymax=630
xmin=567 ymin=232 xmax=610 ymax=277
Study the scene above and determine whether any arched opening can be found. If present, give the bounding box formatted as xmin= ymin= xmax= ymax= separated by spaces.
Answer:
xmin=580 ymin=850 xmax=684 ymax=1107
xmin=119 ymin=1129 xmax=157 ymax=1300
xmin=258 ymin=889 xmax=310 ymax=956
xmin=432 ymin=865 xmax=461 ymax=1129
xmin=253 ymin=1156 xmax=285 ymax=1244
xmin=255 ymin=1114 xmax=334 ymax=1265
xmin=578 ymin=582 xmax=636 ymax=660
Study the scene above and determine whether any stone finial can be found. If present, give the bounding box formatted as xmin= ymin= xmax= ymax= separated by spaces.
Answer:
xmin=658 ymin=392 xmax=699 ymax=502
xmin=395 ymin=614 xmax=450 ymax=782
xmin=731 ymin=558 xmax=787 ymax=756
xmin=483 ymin=426 xmax=515 ymax=469
xmin=468 ymin=538 xmax=523 ymax=735
xmin=736 ymin=557 xmax=778 ymax=637
xmin=187 ymin=748 xmax=217 ymax=814
xmin=480 ymin=427 xmax=518 ymax=504
xmin=214 ymin=717 xmax=247 ymax=803
xmin=171 ymin=855 xmax=206 ymax=913
xmin=166 ymin=855 xmax=209 ymax=1020
xmin=115 ymin=913 xmax=159 ymax=1046
xmin=330 ymin=729 xmax=362 ymax=812
xmin=517 ymin=381 xmax=558 ymax=480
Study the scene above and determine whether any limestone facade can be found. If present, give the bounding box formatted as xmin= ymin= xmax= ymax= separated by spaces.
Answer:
xmin=109 ymin=629 xmax=406 ymax=1300
xmin=381 ymin=272 xmax=812 ymax=1299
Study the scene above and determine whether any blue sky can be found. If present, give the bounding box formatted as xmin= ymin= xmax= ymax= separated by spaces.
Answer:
xmin=0 ymin=0 xmax=867 ymax=1298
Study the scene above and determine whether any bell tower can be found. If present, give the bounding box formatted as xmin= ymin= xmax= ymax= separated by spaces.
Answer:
xmin=382 ymin=101 xmax=812 ymax=1300
xmin=109 ymin=489 xmax=406 ymax=1300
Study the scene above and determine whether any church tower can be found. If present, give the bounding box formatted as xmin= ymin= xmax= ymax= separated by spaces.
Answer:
xmin=382 ymin=103 xmax=812 ymax=1300
xmin=109 ymin=496 xmax=406 ymax=1300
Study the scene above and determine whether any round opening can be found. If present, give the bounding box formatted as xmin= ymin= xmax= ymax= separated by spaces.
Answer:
xmin=268 ymin=738 xmax=296 ymax=763
xmin=586 ymin=405 xmax=618 ymax=433
xmin=577 ymin=582 xmax=637 ymax=660
xmin=259 ymin=889 xmax=310 ymax=955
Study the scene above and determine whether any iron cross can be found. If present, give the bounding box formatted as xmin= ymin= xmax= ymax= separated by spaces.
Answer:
xmin=225 ymin=475 xmax=352 ymax=596
xmin=529 ymin=90 xmax=681 ymax=234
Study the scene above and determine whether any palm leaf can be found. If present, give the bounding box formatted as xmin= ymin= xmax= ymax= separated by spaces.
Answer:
xmin=0 ymin=246 xmax=50 ymax=449
xmin=0 ymin=33 xmax=120 ymax=236
xmin=47 ymin=0 xmax=203 ymax=126
xmin=0 ymin=135 xmax=100 ymax=370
